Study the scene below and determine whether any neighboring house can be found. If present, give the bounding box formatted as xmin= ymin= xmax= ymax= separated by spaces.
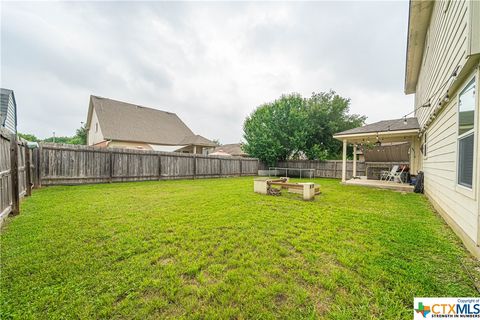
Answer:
xmin=86 ymin=95 xmax=216 ymax=153
xmin=209 ymin=150 xmax=232 ymax=157
xmin=0 ymin=88 xmax=17 ymax=134
xmin=354 ymin=148 xmax=364 ymax=162
xmin=210 ymin=143 xmax=248 ymax=157
xmin=334 ymin=0 xmax=480 ymax=257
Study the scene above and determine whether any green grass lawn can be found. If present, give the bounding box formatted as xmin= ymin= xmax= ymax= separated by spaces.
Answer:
xmin=1 ymin=177 xmax=479 ymax=319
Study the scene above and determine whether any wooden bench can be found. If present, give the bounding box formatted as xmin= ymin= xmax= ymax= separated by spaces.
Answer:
xmin=254 ymin=178 xmax=319 ymax=200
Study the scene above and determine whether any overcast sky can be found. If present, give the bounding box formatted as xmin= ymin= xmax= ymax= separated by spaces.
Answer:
xmin=1 ymin=1 xmax=413 ymax=143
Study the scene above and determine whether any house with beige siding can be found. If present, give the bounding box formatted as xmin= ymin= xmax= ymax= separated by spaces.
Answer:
xmin=335 ymin=0 xmax=480 ymax=257
xmin=86 ymin=95 xmax=216 ymax=154
xmin=210 ymin=143 xmax=249 ymax=157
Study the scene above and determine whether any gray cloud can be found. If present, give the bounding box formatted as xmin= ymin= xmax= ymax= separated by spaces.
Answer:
xmin=1 ymin=1 xmax=413 ymax=142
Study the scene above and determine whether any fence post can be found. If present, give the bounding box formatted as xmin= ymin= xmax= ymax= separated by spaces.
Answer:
xmin=10 ymin=135 xmax=19 ymax=215
xmin=158 ymin=154 xmax=162 ymax=180
xmin=25 ymin=146 xmax=32 ymax=196
xmin=193 ymin=155 xmax=197 ymax=179
xmin=109 ymin=151 xmax=113 ymax=183
xmin=219 ymin=158 xmax=222 ymax=177
xmin=239 ymin=159 xmax=243 ymax=177
xmin=36 ymin=147 xmax=41 ymax=188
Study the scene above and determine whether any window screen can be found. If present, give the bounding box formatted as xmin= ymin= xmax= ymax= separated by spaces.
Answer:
xmin=458 ymin=133 xmax=474 ymax=188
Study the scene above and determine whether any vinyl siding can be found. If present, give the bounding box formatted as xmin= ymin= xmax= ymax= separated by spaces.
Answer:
xmin=415 ymin=0 xmax=470 ymax=127
xmin=423 ymin=85 xmax=478 ymax=242
xmin=87 ymin=108 xmax=105 ymax=145
xmin=107 ymin=141 xmax=153 ymax=150
xmin=423 ymin=70 xmax=479 ymax=245
xmin=4 ymin=96 xmax=16 ymax=133
xmin=0 ymin=91 xmax=17 ymax=133
xmin=468 ymin=0 xmax=480 ymax=55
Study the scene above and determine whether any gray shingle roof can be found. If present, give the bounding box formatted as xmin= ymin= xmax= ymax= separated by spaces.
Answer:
xmin=89 ymin=95 xmax=215 ymax=146
xmin=334 ymin=117 xmax=419 ymax=137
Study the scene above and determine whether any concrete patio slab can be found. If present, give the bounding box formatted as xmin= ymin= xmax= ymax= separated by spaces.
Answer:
xmin=344 ymin=179 xmax=414 ymax=192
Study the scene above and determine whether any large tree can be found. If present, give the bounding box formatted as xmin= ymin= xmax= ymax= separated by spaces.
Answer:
xmin=243 ymin=91 xmax=366 ymax=165
xmin=303 ymin=91 xmax=366 ymax=160
xmin=243 ymin=94 xmax=309 ymax=165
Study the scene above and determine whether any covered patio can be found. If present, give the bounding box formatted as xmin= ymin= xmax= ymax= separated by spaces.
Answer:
xmin=333 ymin=117 xmax=421 ymax=191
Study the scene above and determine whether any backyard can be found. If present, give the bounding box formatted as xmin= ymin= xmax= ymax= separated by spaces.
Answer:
xmin=1 ymin=177 xmax=479 ymax=319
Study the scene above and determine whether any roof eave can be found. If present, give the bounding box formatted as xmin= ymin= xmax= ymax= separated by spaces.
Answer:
xmin=187 ymin=142 xmax=217 ymax=147
xmin=104 ymin=138 xmax=190 ymax=146
xmin=333 ymin=129 xmax=420 ymax=141
xmin=103 ymin=138 xmax=215 ymax=147
xmin=86 ymin=95 xmax=95 ymax=128
xmin=404 ymin=0 xmax=434 ymax=95
xmin=10 ymin=90 xmax=17 ymax=131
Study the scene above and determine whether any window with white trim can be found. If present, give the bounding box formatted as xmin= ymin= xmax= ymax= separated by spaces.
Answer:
xmin=457 ymin=78 xmax=476 ymax=189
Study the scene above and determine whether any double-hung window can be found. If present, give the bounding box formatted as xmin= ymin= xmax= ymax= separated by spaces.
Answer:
xmin=457 ymin=78 xmax=476 ymax=189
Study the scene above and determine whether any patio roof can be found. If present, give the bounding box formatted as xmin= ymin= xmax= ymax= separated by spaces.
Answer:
xmin=334 ymin=117 xmax=421 ymax=183
xmin=334 ymin=117 xmax=419 ymax=137
xmin=333 ymin=117 xmax=420 ymax=143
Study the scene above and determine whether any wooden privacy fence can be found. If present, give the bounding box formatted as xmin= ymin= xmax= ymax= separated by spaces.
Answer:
xmin=272 ymin=160 xmax=366 ymax=180
xmin=269 ymin=160 xmax=408 ymax=180
xmin=0 ymin=128 xmax=36 ymax=222
xmin=38 ymin=143 xmax=259 ymax=186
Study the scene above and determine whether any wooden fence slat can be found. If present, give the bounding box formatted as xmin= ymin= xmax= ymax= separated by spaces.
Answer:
xmin=109 ymin=151 xmax=113 ymax=183
xmin=0 ymin=130 xmax=12 ymax=221
xmin=25 ymin=147 xmax=32 ymax=196
xmin=158 ymin=154 xmax=161 ymax=180
xmin=10 ymin=135 xmax=19 ymax=215
xmin=193 ymin=155 xmax=197 ymax=179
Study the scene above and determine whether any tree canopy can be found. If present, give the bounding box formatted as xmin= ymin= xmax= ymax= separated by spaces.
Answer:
xmin=19 ymin=124 xmax=87 ymax=145
xmin=17 ymin=133 xmax=40 ymax=142
xmin=243 ymin=91 xmax=366 ymax=165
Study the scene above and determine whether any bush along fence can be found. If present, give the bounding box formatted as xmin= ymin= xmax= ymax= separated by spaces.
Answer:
xmin=0 ymin=128 xmax=36 ymax=222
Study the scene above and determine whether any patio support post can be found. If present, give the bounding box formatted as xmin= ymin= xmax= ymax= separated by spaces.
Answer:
xmin=342 ymin=139 xmax=347 ymax=182
xmin=352 ymin=144 xmax=357 ymax=178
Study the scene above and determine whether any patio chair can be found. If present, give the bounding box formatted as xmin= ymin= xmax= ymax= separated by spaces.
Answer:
xmin=385 ymin=165 xmax=405 ymax=183
xmin=380 ymin=165 xmax=398 ymax=181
